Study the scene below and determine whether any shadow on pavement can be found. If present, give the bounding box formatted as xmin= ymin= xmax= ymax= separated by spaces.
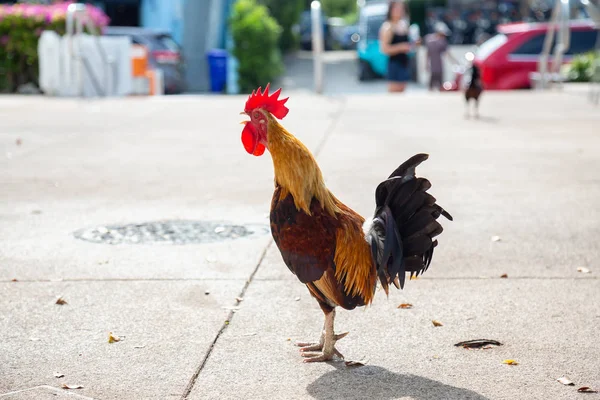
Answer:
xmin=306 ymin=364 xmax=488 ymax=400
xmin=465 ymin=115 xmax=500 ymax=124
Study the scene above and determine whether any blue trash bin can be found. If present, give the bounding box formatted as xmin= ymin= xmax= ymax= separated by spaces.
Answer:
xmin=206 ymin=49 xmax=228 ymax=93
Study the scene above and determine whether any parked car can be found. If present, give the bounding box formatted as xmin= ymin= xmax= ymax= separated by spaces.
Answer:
xmin=299 ymin=10 xmax=331 ymax=51
xmin=103 ymin=27 xmax=186 ymax=94
xmin=341 ymin=24 xmax=359 ymax=50
xmin=356 ymin=1 xmax=388 ymax=81
xmin=473 ymin=20 xmax=599 ymax=90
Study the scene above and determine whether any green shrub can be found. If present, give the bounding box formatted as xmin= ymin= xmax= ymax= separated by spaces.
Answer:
xmin=0 ymin=2 xmax=109 ymax=93
xmin=563 ymin=51 xmax=599 ymax=83
xmin=260 ymin=0 xmax=303 ymax=52
xmin=321 ymin=0 xmax=355 ymax=17
xmin=229 ymin=0 xmax=284 ymax=93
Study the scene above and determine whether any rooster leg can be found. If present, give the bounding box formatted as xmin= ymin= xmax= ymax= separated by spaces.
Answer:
xmin=301 ymin=308 xmax=347 ymax=363
xmin=464 ymin=99 xmax=470 ymax=119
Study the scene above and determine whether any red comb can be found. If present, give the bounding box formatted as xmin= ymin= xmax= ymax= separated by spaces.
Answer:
xmin=244 ymin=83 xmax=289 ymax=120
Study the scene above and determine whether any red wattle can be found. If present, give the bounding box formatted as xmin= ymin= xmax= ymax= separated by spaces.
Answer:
xmin=241 ymin=123 xmax=257 ymax=155
xmin=253 ymin=143 xmax=266 ymax=156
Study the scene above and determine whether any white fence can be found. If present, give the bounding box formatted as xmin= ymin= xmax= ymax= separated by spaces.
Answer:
xmin=38 ymin=31 xmax=133 ymax=98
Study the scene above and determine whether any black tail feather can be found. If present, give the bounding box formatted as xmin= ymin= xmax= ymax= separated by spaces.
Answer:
xmin=367 ymin=154 xmax=452 ymax=292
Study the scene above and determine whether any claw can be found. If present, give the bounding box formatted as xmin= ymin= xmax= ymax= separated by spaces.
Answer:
xmin=334 ymin=332 xmax=349 ymax=341
xmin=299 ymin=344 xmax=323 ymax=352
xmin=301 ymin=351 xmax=322 ymax=358
xmin=295 ymin=341 xmax=318 ymax=347
xmin=303 ymin=355 xmax=329 ymax=362
xmin=301 ymin=347 xmax=344 ymax=362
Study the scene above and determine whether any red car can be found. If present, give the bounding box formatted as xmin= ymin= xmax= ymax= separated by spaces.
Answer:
xmin=473 ymin=20 xmax=599 ymax=90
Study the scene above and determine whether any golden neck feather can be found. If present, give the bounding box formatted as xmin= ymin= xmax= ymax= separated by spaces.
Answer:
xmin=267 ymin=117 xmax=340 ymax=217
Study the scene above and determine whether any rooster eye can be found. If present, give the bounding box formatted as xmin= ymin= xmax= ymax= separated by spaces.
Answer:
xmin=253 ymin=111 xmax=261 ymax=119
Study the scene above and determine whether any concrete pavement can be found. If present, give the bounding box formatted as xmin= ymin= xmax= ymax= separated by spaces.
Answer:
xmin=1 ymin=88 xmax=599 ymax=400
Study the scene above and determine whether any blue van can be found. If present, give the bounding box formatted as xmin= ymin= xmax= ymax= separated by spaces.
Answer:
xmin=357 ymin=1 xmax=389 ymax=81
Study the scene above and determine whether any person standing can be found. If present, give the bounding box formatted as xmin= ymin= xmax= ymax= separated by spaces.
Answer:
xmin=379 ymin=1 xmax=412 ymax=93
xmin=424 ymin=21 xmax=457 ymax=91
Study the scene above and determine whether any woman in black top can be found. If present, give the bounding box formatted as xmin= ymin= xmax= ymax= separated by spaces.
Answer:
xmin=379 ymin=1 xmax=412 ymax=93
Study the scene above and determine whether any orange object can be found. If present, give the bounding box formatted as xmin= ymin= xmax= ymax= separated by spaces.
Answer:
xmin=131 ymin=44 xmax=148 ymax=77
xmin=145 ymin=69 xmax=155 ymax=95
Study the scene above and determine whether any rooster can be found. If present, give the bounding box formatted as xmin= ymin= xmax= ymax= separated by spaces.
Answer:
xmin=464 ymin=64 xmax=483 ymax=119
xmin=240 ymin=84 xmax=453 ymax=363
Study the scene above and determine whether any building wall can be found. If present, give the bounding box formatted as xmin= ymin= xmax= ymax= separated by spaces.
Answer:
xmin=140 ymin=0 xmax=184 ymax=45
xmin=182 ymin=0 xmax=228 ymax=92
xmin=140 ymin=0 xmax=228 ymax=93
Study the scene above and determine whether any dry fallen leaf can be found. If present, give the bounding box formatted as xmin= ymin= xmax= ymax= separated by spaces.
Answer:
xmin=454 ymin=339 xmax=503 ymax=349
xmin=557 ymin=377 xmax=575 ymax=386
xmin=345 ymin=359 xmax=368 ymax=368
xmin=500 ymin=273 xmax=508 ymax=278
xmin=398 ymin=303 xmax=413 ymax=309
xmin=578 ymin=387 xmax=598 ymax=393
xmin=108 ymin=332 xmax=121 ymax=343
xmin=61 ymin=384 xmax=83 ymax=390
xmin=54 ymin=372 xmax=64 ymax=378
xmin=503 ymin=359 xmax=519 ymax=365
xmin=55 ymin=297 xmax=67 ymax=305
xmin=11 ymin=278 xmax=18 ymax=282
xmin=432 ymin=320 xmax=443 ymax=327
xmin=577 ymin=267 xmax=591 ymax=274
xmin=491 ymin=236 xmax=501 ymax=242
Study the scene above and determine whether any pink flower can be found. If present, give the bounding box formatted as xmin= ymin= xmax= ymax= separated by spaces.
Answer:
xmin=0 ymin=36 xmax=9 ymax=46
xmin=0 ymin=1 xmax=110 ymax=30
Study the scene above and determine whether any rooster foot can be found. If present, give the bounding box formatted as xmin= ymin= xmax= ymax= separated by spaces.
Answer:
xmin=300 ymin=332 xmax=348 ymax=363
xmin=301 ymin=347 xmax=344 ymax=362
xmin=296 ymin=331 xmax=347 ymax=352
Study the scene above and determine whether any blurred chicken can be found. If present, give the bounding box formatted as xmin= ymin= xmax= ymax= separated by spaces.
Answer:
xmin=240 ymin=84 xmax=452 ymax=362
xmin=465 ymin=64 xmax=483 ymax=118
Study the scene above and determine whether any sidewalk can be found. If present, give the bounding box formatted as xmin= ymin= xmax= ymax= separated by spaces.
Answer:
xmin=1 ymin=90 xmax=599 ymax=400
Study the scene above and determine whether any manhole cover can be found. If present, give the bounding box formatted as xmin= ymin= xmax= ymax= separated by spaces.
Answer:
xmin=73 ymin=220 xmax=270 ymax=245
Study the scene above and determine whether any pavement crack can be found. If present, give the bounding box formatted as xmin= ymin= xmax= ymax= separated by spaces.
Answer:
xmin=180 ymin=241 xmax=273 ymax=399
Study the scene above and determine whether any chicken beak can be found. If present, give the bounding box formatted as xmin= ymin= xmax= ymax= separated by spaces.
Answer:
xmin=240 ymin=111 xmax=249 ymax=125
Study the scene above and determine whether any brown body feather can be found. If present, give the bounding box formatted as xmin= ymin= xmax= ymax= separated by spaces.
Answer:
xmin=266 ymin=114 xmax=451 ymax=313
xmin=268 ymin=116 xmax=376 ymax=309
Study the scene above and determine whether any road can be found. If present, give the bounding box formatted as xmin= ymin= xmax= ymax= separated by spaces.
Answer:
xmin=1 ymin=87 xmax=599 ymax=400
xmin=277 ymin=47 xmax=475 ymax=95
xmin=279 ymin=50 xmax=423 ymax=95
